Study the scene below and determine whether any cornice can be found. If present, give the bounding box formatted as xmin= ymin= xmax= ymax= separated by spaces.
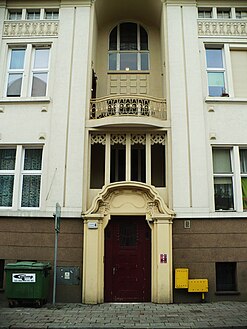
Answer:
xmin=60 ymin=0 xmax=93 ymax=6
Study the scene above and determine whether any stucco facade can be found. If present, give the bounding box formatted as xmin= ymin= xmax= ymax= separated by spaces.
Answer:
xmin=0 ymin=0 xmax=247 ymax=304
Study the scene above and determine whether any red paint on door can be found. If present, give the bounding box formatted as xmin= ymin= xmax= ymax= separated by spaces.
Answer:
xmin=104 ymin=216 xmax=151 ymax=302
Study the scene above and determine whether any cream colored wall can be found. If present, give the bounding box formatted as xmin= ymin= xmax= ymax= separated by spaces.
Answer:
xmin=0 ymin=2 xmax=92 ymax=216
xmin=166 ymin=3 xmax=210 ymax=216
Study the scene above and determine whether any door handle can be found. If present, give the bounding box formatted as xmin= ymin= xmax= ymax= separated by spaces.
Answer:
xmin=113 ymin=267 xmax=116 ymax=275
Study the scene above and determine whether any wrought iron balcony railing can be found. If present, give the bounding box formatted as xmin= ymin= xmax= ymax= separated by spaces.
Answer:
xmin=90 ymin=95 xmax=167 ymax=120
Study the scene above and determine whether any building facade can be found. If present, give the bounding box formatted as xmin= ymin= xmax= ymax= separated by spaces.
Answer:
xmin=0 ymin=0 xmax=247 ymax=304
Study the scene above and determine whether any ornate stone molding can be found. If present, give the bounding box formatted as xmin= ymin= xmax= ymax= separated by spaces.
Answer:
xmin=83 ymin=181 xmax=174 ymax=220
xmin=198 ymin=20 xmax=247 ymax=37
xmin=3 ymin=21 xmax=59 ymax=37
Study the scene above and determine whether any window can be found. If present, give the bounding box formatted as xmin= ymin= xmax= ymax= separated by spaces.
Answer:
xmin=151 ymin=143 xmax=166 ymax=187
xmin=212 ymin=148 xmax=234 ymax=211
xmin=206 ymin=48 xmax=226 ymax=97
xmin=0 ymin=149 xmax=16 ymax=207
xmin=44 ymin=9 xmax=59 ymax=19
xmin=21 ymin=149 xmax=42 ymax=208
xmin=90 ymin=142 xmax=105 ymax=189
xmin=0 ymin=147 xmax=43 ymax=209
xmin=198 ymin=8 xmax=212 ymax=18
xmin=90 ymin=133 xmax=166 ymax=189
xmin=230 ymin=49 xmax=247 ymax=98
xmin=8 ymin=10 xmax=22 ymax=20
xmin=26 ymin=10 xmax=40 ymax=20
xmin=216 ymin=262 xmax=237 ymax=292
xmin=6 ymin=45 xmax=50 ymax=97
xmin=7 ymin=48 xmax=25 ymax=97
xmin=236 ymin=10 xmax=247 ymax=19
xmin=31 ymin=48 xmax=50 ymax=97
xmin=111 ymin=142 xmax=126 ymax=182
xmin=217 ymin=8 xmax=231 ymax=19
xmin=240 ymin=149 xmax=247 ymax=210
xmin=109 ymin=22 xmax=149 ymax=71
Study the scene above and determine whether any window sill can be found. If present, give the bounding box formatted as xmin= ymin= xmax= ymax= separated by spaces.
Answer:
xmin=215 ymin=291 xmax=240 ymax=295
xmin=0 ymin=97 xmax=51 ymax=104
xmin=205 ymin=97 xmax=247 ymax=103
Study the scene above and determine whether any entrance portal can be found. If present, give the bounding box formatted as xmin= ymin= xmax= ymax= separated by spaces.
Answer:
xmin=104 ymin=216 xmax=151 ymax=302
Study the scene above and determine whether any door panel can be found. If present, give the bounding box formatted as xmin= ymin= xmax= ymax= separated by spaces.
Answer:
xmin=104 ymin=216 xmax=151 ymax=302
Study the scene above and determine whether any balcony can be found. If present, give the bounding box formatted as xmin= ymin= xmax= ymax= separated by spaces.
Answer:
xmin=90 ymin=95 xmax=167 ymax=120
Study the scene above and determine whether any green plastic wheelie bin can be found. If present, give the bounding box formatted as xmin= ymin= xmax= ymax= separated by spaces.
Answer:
xmin=4 ymin=261 xmax=51 ymax=307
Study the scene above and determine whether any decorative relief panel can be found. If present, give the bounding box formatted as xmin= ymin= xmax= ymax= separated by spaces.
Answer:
xmin=198 ymin=20 xmax=247 ymax=36
xmin=108 ymin=74 xmax=149 ymax=95
xmin=110 ymin=134 xmax=126 ymax=145
xmin=91 ymin=134 xmax=106 ymax=145
xmin=151 ymin=134 xmax=166 ymax=145
xmin=131 ymin=134 xmax=146 ymax=145
xmin=3 ymin=21 xmax=59 ymax=37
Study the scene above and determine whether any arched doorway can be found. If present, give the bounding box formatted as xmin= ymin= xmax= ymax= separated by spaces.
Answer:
xmin=104 ymin=216 xmax=151 ymax=302
xmin=82 ymin=182 xmax=174 ymax=304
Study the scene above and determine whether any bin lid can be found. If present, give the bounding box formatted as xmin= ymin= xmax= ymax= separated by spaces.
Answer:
xmin=5 ymin=261 xmax=51 ymax=270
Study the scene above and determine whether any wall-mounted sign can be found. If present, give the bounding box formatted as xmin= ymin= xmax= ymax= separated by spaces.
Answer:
xmin=88 ymin=222 xmax=98 ymax=229
xmin=160 ymin=253 xmax=167 ymax=264
xmin=12 ymin=273 xmax=36 ymax=283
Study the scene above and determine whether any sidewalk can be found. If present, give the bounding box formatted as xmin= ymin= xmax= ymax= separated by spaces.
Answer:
xmin=1 ymin=302 xmax=247 ymax=329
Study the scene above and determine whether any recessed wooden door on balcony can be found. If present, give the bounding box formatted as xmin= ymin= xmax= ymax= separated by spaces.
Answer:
xmin=104 ymin=216 xmax=151 ymax=302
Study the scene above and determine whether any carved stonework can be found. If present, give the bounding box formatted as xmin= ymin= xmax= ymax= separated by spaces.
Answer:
xmin=83 ymin=181 xmax=174 ymax=220
xmin=3 ymin=21 xmax=59 ymax=37
xmin=198 ymin=20 xmax=247 ymax=36
xmin=91 ymin=134 xmax=106 ymax=145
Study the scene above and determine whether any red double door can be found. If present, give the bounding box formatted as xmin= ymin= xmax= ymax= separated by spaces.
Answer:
xmin=104 ymin=216 xmax=151 ymax=302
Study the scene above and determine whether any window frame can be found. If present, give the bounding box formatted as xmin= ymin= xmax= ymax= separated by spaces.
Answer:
xmin=205 ymin=46 xmax=227 ymax=97
xmin=108 ymin=22 xmax=150 ymax=71
xmin=5 ymin=44 xmax=51 ymax=98
xmin=212 ymin=147 xmax=235 ymax=211
xmin=0 ymin=146 xmax=43 ymax=210
xmin=0 ymin=148 xmax=16 ymax=208
xmin=89 ymin=133 xmax=166 ymax=189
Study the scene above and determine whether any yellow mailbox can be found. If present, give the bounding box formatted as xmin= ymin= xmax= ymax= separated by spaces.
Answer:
xmin=175 ymin=268 xmax=189 ymax=289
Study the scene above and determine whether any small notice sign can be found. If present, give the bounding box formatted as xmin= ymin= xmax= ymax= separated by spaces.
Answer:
xmin=12 ymin=273 xmax=36 ymax=283
xmin=160 ymin=253 xmax=167 ymax=264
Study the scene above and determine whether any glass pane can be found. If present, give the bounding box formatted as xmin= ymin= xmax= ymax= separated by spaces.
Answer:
xmin=120 ymin=222 xmax=137 ymax=246
xmin=45 ymin=11 xmax=59 ymax=19
xmin=151 ymin=144 xmax=166 ymax=187
xmin=214 ymin=177 xmax=234 ymax=210
xmin=34 ymin=49 xmax=49 ymax=69
xmin=131 ymin=144 xmax=146 ymax=183
xmin=7 ymin=74 xmax=22 ymax=97
xmin=110 ymin=144 xmax=126 ymax=182
xmin=0 ymin=149 xmax=16 ymax=170
xmin=27 ymin=11 xmax=40 ymax=19
xmin=0 ymin=175 xmax=14 ymax=207
xmin=198 ymin=10 xmax=212 ymax=18
xmin=90 ymin=144 xmax=105 ymax=189
xmin=24 ymin=149 xmax=42 ymax=170
xmin=109 ymin=53 xmax=117 ymax=70
xmin=217 ymin=10 xmax=230 ymax=18
xmin=208 ymin=72 xmax=225 ymax=96
xmin=120 ymin=23 xmax=137 ymax=50
xmin=241 ymin=178 xmax=247 ymax=210
xmin=216 ymin=262 xmax=236 ymax=291
xmin=240 ymin=149 xmax=247 ymax=173
xmin=120 ymin=53 xmax=137 ymax=70
xmin=31 ymin=73 xmax=47 ymax=96
xmin=141 ymin=53 xmax=149 ymax=70
xmin=109 ymin=26 xmax=117 ymax=50
xmin=21 ymin=175 xmax=41 ymax=207
xmin=140 ymin=26 xmax=148 ymax=50
xmin=213 ymin=149 xmax=232 ymax=173
xmin=206 ymin=49 xmax=223 ymax=68
xmin=10 ymin=49 xmax=25 ymax=69
xmin=9 ymin=11 xmax=22 ymax=20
